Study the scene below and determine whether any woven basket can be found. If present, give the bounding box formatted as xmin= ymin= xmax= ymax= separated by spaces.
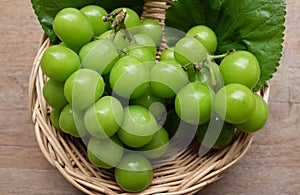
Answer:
xmin=29 ymin=1 xmax=270 ymax=194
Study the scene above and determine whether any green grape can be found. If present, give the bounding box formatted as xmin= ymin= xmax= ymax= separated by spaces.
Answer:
xmin=236 ymin=94 xmax=269 ymax=133
xmin=123 ymin=44 xmax=156 ymax=73
xmin=175 ymin=82 xmax=214 ymax=125
xmin=125 ymin=44 xmax=156 ymax=71
xmin=126 ymin=44 xmax=156 ymax=62
xmin=80 ymin=5 xmax=110 ymax=36
xmin=53 ymin=8 xmax=94 ymax=49
xmin=50 ymin=108 xmax=62 ymax=130
xmin=160 ymin=47 xmax=175 ymax=61
xmin=79 ymin=39 xmax=119 ymax=74
xmin=186 ymin=25 xmax=217 ymax=54
xmin=134 ymin=33 xmax=157 ymax=55
xmin=214 ymin=83 xmax=256 ymax=124
xmin=196 ymin=116 xmax=234 ymax=149
xmin=84 ymin=96 xmax=124 ymax=139
xmin=115 ymin=153 xmax=153 ymax=192
xmin=219 ymin=50 xmax=260 ymax=89
xmin=87 ymin=135 xmax=124 ymax=169
xmin=117 ymin=105 xmax=158 ymax=148
xmin=139 ymin=18 xmax=163 ymax=45
xmin=174 ymin=37 xmax=207 ymax=65
xmin=64 ymin=69 xmax=105 ymax=111
xmin=109 ymin=56 xmax=149 ymax=99
xmin=59 ymin=104 xmax=88 ymax=137
xmin=41 ymin=45 xmax=80 ymax=81
xmin=130 ymin=87 xmax=166 ymax=118
xmin=43 ymin=79 xmax=68 ymax=109
xmin=150 ymin=60 xmax=189 ymax=99
xmin=137 ymin=127 xmax=169 ymax=159
xmin=98 ymin=30 xmax=130 ymax=49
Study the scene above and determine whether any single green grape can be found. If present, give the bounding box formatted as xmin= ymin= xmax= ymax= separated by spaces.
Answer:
xmin=219 ymin=50 xmax=260 ymax=89
xmin=80 ymin=5 xmax=110 ymax=36
xmin=150 ymin=60 xmax=189 ymax=99
xmin=236 ymin=94 xmax=269 ymax=133
xmin=175 ymin=82 xmax=214 ymax=125
xmin=41 ymin=45 xmax=80 ymax=81
xmin=109 ymin=56 xmax=149 ymax=99
xmin=186 ymin=25 xmax=217 ymax=54
xmin=117 ymin=105 xmax=158 ymax=148
xmin=43 ymin=79 xmax=68 ymax=109
xmin=84 ymin=96 xmax=124 ymax=139
xmin=115 ymin=153 xmax=153 ymax=193
xmin=125 ymin=44 xmax=156 ymax=71
xmin=139 ymin=18 xmax=163 ymax=45
xmin=214 ymin=83 xmax=256 ymax=124
xmin=87 ymin=135 xmax=124 ymax=169
xmin=79 ymin=39 xmax=119 ymax=75
xmin=53 ymin=8 xmax=94 ymax=49
xmin=59 ymin=104 xmax=88 ymax=137
xmin=126 ymin=44 xmax=156 ymax=62
xmin=174 ymin=37 xmax=207 ymax=65
xmin=64 ymin=69 xmax=105 ymax=111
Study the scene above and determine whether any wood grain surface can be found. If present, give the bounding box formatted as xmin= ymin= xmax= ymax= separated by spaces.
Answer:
xmin=0 ymin=0 xmax=299 ymax=194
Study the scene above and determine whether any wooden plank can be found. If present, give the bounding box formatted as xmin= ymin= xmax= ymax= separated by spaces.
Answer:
xmin=0 ymin=145 xmax=53 ymax=170
xmin=0 ymin=168 xmax=84 ymax=195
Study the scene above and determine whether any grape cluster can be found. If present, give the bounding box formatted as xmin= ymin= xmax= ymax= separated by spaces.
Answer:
xmin=41 ymin=5 xmax=269 ymax=192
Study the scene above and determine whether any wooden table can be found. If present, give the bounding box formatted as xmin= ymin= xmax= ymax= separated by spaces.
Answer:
xmin=0 ymin=0 xmax=299 ymax=194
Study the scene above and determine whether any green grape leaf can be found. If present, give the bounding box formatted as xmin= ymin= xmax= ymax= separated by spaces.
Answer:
xmin=31 ymin=0 xmax=144 ymax=43
xmin=166 ymin=0 xmax=286 ymax=91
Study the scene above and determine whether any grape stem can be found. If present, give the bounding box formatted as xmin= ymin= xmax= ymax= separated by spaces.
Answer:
xmin=208 ymin=49 xmax=235 ymax=60
xmin=182 ymin=62 xmax=201 ymax=71
xmin=118 ymin=48 xmax=128 ymax=56
xmin=181 ymin=49 xmax=235 ymax=92
xmin=182 ymin=63 xmax=194 ymax=71
xmin=103 ymin=9 xmax=136 ymax=43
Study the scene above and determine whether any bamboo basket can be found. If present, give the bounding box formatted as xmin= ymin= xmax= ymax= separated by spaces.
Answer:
xmin=29 ymin=0 xmax=270 ymax=194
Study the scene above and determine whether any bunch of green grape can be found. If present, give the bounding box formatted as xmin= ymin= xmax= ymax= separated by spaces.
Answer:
xmin=40 ymin=5 xmax=269 ymax=192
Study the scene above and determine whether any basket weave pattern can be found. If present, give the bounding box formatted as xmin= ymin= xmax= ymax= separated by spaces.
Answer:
xmin=29 ymin=1 xmax=269 ymax=194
